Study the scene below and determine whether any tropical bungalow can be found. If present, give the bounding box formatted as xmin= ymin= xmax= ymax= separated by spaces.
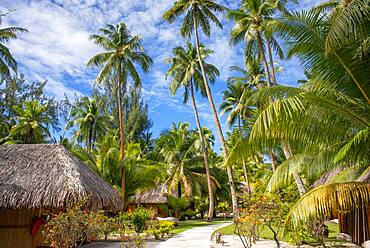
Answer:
xmin=0 ymin=144 xmax=123 ymax=248
xmin=128 ymin=185 xmax=168 ymax=217
xmin=309 ymin=169 xmax=370 ymax=245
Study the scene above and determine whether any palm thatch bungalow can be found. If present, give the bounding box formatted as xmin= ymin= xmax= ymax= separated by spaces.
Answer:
xmin=128 ymin=185 xmax=168 ymax=217
xmin=0 ymin=144 xmax=123 ymax=248
xmin=312 ymin=169 xmax=370 ymax=245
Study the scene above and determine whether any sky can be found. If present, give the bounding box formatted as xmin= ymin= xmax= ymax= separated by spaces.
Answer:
xmin=1 ymin=0 xmax=323 ymax=152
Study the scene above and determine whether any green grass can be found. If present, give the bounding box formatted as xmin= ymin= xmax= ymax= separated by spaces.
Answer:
xmin=216 ymin=222 xmax=340 ymax=244
xmin=171 ymin=219 xmax=230 ymax=235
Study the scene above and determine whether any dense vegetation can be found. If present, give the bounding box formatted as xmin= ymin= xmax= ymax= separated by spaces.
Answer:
xmin=0 ymin=0 xmax=369 ymax=245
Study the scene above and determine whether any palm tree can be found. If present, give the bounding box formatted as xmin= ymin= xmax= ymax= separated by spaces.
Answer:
xmin=220 ymin=82 xmax=255 ymax=195
xmin=87 ymin=23 xmax=153 ymax=206
xmin=155 ymin=123 xmax=219 ymax=203
xmin=0 ymin=11 xmax=27 ymax=80
xmin=74 ymin=133 xmax=165 ymax=208
xmin=68 ymin=96 xmax=110 ymax=153
xmin=163 ymin=1 xmax=240 ymax=214
xmin=9 ymin=100 xmax=52 ymax=143
xmin=165 ymin=42 xmax=219 ymax=219
xmin=228 ymin=0 xmax=279 ymax=86
xmin=227 ymin=4 xmax=370 ymax=196
xmin=227 ymin=57 xmax=266 ymax=90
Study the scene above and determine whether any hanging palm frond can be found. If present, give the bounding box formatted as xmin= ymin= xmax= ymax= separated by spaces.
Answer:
xmin=285 ymin=182 xmax=370 ymax=230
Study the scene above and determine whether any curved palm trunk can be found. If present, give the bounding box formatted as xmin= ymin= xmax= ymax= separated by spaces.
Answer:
xmin=256 ymin=31 xmax=272 ymax=87
xmin=266 ymin=38 xmax=277 ymax=86
xmin=238 ymin=115 xmax=251 ymax=196
xmin=118 ymin=73 xmax=126 ymax=208
xmin=193 ymin=14 xmax=238 ymax=215
xmin=269 ymin=150 xmax=278 ymax=171
xmin=282 ymin=141 xmax=306 ymax=196
xmin=189 ymin=80 xmax=214 ymax=219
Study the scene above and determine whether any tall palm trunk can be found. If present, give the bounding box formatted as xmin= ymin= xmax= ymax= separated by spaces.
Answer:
xmin=269 ymin=150 xmax=278 ymax=171
xmin=88 ymin=122 xmax=93 ymax=153
xmin=282 ymin=141 xmax=306 ymax=196
xmin=256 ymin=31 xmax=272 ymax=86
xmin=193 ymin=14 xmax=238 ymax=215
xmin=266 ymin=38 xmax=277 ymax=85
xmin=238 ymin=115 xmax=251 ymax=196
xmin=118 ymin=71 xmax=126 ymax=207
xmin=189 ymin=80 xmax=214 ymax=219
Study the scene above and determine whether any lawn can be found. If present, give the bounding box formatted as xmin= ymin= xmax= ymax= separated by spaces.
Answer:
xmin=216 ymin=222 xmax=340 ymax=244
xmin=171 ymin=219 xmax=230 ymax=235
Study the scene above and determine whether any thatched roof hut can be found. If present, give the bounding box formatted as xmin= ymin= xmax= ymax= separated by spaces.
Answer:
xmin=128 ymin=185 xmax=168 ymax=217
xmin=0 ymin=144 xmax=123 ymax=248
xmin=0 ymin=144 xmax=122 ymax=210
xmin=130 ymin=185 xmax=168 ymax=205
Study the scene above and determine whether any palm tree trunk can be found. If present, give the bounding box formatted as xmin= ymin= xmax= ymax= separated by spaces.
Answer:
xmin=256 ymin=31 xmax=272 ymax=86
xmin=282 ymin=141 xmax=306 ymax=196
xmin=269 ymin=150 xmax=278 ymax=171
xmin=238 ymin=115 xmax=251 ymax=196
xmin=88 ymin=122 xmax=93 ymax=153
xmin=189 ymin=80 xmax=214 ymax=219
xmin=118 ymin=70 xmax=126 ymax=207
xmin=266 ymin=38 xmax=277 ymax=85
xmin=193 ymin=13 xmax=238 ymax=215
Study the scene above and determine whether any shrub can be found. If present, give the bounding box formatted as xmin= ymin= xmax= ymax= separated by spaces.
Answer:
xmin=235 ymin=194 xmax=288 ymax=248
xmin=117 ymin=207 xmax=154 ymax=233
xmin=148 ymin=220 xmax=174 ymax=240
xmin=42 ymin=201 xmax=108 ymax=247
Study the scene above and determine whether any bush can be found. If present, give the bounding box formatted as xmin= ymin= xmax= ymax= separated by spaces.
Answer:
xmin=235 ymin=194 xmax=288 ymax=248
xmin=148 ymin=220 xmax=174 ymax=240
xmin=42 ymin=201 xmax=109 ymax=247
xmin=117 ymin=207 xmax=154 ymax=233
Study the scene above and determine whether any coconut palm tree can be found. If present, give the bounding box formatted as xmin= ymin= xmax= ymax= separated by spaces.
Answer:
xmin=68 ymin=96 xmax=110 ymax=153
xmin=165 ymin=42 xmax=219 ymax=219
xmin=8 ymin=100 xmax=52 ymax=143
xmin=155 ymin=122 xmax=219 ymax=203
xmin=228 ymin=0 xmax=280 ymax=86
xmin=226 ymin=3 xmax=370 ymax=196
xmin=74 ymin=133 xmax=165 ymax=208
xmin=87 ymin=23 xmax=153 ymax=206
xmin=220 ymin=82 xmax=256 ymax=195
xmin=0 ymin=11 xmax=27 ymax=80
xmin=163 ymin=1 xmax=239 ymax=214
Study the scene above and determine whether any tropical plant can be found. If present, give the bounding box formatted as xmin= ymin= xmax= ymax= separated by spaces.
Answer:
xmin=228 ymin=0 xmax=280 ymax=86
xmin=7 ymin=100 xmax=53 ymax=143
xmin=68 ymin=96 xmax=110 ymax=153
xmin=163 ymin=0 xmax=239 ymax=215
xmin=0 ymin=11 xmax=27 ymax=80
xmin=155 ymin=122 xmax=219 ymax=201
xmin=87 ymin=22 xmax=153 ymax=205
xmin=165 ymin=42 xmax=219 ymax=219
xmin=221 ymin=82 xmax=256 ymax=194
xmin=285 ymin=182 xmax=370 ymax=234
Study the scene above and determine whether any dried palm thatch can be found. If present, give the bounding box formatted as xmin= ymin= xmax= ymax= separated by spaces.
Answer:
xmin=130 ymin=184 xmax=168 ymax=204
xmin=285 ymin=182 xmax=370 ymax=229
xmin=0 ymin=144 xmax=123 ymax=210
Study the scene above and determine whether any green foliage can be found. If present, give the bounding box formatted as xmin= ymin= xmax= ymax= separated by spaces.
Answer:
xmin=236 ymin=194 xmax=288 ymax=248
xmin=131 ymin=207 xmax=153 ymax=233
xmin=148 ymin=220 xmax=175 ymax=240
xmin=167 ymin=196 xmax=188 ymax=218
xmin=0 ymin=76 xmax=59 ymax=143
xmin=118 ymin=207 xmax=154 ymax=233
xmin=0 ymin=10 xmax=27 ymax=79
xmin=42 ymin=201 xmax=114 ymax=247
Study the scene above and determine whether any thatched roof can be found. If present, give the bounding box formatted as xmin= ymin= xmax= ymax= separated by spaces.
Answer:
xmin=0 ymin=144 xmax=123 ymax=210
xmin=130 ymin=184 xmax=167 ymax=204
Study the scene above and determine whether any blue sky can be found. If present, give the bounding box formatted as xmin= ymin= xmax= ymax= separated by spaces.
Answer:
xmin=2 ymin=0 xmax=322 ymax=152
